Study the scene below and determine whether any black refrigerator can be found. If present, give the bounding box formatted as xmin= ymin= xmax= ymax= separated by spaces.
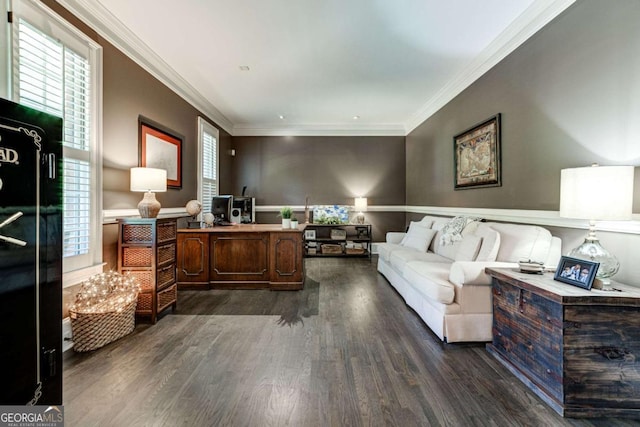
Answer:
xmin=0 ymin=97 xmax=63 ymax=404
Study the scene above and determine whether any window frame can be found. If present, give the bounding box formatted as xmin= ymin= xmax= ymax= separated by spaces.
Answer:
xmin=6 ymin=0 xmax=104 ymax=287
xmin=197 ymin=116 xmax=219 ymax=216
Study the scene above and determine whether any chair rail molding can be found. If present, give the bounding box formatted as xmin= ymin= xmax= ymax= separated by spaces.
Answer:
xmin=406 ymin=205 xmax=640 ymax=236
xmin=104 ymin=205 xmax=640 ymax=235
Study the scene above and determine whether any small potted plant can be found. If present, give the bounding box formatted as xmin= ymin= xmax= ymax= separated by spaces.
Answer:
xmin=279 ymin=206 xmax=293 ymax=228
xmin=290 ymin=214 xmax=299 ymax=229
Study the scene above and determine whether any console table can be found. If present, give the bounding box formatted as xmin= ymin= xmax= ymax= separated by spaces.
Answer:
xmin=485 ymin=268 xmax=640 ymax=418
xmin=177 ymin=224 xmax=304 ymax=290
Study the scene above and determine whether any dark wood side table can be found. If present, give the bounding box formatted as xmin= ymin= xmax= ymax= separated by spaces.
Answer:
xmin=485 ymin=267 xmax=640 ymax=418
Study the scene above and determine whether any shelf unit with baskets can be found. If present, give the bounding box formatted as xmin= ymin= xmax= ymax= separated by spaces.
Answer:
xmin=117 ymin=218 xmax=178 ymax=323
xmin=303 ymin=224 xmax=371 ymax=258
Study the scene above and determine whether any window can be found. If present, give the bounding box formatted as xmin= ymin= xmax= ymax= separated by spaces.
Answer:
xmin=198 ymin=117 xmax=219 ymax=214
xmin=9 ymin=1 xmax=103 ymax=283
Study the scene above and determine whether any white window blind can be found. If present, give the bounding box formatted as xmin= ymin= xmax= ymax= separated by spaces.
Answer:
xmin=12 ymin=9 xmax=100 ymax=275
xmin=198 ymin=117 xmax=219 ymax=215
xmin=15 ymin=19 xmax=91 ymax=259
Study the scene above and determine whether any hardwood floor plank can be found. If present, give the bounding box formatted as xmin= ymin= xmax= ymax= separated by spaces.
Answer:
xmin=63 ymin=257 xmax=636 ymax=426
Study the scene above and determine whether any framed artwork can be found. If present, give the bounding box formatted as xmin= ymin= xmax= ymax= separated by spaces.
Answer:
xmin=139 ymin=116 xmax=183 ymax=188
xmin=553 ymin=256 xmax=599 ymax=290
xmin=304 ymin=229 xmax=316 ymax=240
xmin=454 ymin=114 xmax=501 ymax=190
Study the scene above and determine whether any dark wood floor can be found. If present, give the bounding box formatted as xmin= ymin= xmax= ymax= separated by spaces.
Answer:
xmin=64 ymin=257 xmax=639 ymax=426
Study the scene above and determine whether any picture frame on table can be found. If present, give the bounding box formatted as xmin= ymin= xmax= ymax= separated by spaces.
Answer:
xmin=553 ymin=256 xmax=599 ymax=290
xmin=356 ymin=226 xmax=369 ymax=239
xmin=139 ymin=115 xmax=183 ymax=189
xmin=304 ymin=229 xmax=316 ymax=240
xmin=453 ymin=113 xmax=501 ymax=190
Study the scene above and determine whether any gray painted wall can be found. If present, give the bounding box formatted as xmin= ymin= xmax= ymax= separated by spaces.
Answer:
xmin=406 ymin=0 xmax=640 ymax=211
xmin=232 ymin=136 xmax=407 ymax=240
xmin=232 ymin=136 xmax=405 ymax=205
xmin=101 ymin=42 xmax=234 ymax=211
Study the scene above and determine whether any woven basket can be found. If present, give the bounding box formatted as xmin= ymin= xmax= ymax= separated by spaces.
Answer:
xmin=70 ymin=299 xmax=137 ymax=352
xmin=321 ymin=244 xmax=343 ymax=254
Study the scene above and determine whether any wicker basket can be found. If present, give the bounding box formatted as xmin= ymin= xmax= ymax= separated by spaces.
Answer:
xmin=345 ymin=248 xmax=366 ymax=255
xmin=70 ymin=299 xmax=137 ymax=352
xmin=321 ymin=244 xmax=343 ymax=254
xmin=68 ymin=271 xmax=140 ymax=352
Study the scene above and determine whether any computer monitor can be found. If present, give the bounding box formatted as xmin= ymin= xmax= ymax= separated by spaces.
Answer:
xmin=211 ymin=195 xmax=233 ymax=222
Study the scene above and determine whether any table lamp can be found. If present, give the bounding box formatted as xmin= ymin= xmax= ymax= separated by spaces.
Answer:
xmin=355 ymin=197 xmax=368 ymax=224
xmin=559 ymin=164 xmax=634 ymax=289
xmin=130 ymin=167 xmax=167 ymax=218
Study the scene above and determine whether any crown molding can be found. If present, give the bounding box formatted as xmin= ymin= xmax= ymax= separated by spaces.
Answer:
xmin=232 ymin=123 xmax=406 ymax=137
xmin=57 ymin=0 xmax=235 ymax=135
xmin=403 ymin=0 xmax=576 ymax=134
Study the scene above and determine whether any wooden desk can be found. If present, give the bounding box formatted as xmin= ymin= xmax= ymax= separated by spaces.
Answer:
xmin=177 ymin=224 xmax=304 ymax=290
xmin=485 ymin=267 xmax=640 ymax=418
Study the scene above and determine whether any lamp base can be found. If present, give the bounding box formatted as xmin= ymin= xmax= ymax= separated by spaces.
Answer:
xmin=138 ymin=191 xmax=161 ymax=218
xmin=356 ymin=212 xmax=365 ymax=224
xmin=568 ymin=234 xmax=619 ymax=291
xmin=592 ymin=278 xmax=613 ymax=291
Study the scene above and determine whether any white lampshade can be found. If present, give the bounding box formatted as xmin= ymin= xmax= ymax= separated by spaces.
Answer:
xmin=130 ymin=167 xmax=167 ymax=218
xmin=354 ymin=197 xmax=368 ymax=212
xmin=560 ymin=165 xmax=633 ymax=220
xmin=130 ymin=167 xmax=167 ymax=192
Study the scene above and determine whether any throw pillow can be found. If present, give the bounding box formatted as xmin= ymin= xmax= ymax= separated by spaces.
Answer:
xmin=439 ymin=216 xmax=482 ymax=246
xmin=401 ymin=222 xmax=437 ymax=252
xmin=454 ymin=235 xmax=483 ymax=262
xmin=475 ymin=227 xmax=500 ymax=262
xmin=419 ymin=217 xmax=434 ymax=229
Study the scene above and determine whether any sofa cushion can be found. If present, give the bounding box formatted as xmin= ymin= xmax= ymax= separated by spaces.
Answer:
xmin=490 ymin=223 xmax=553 ymax=263
xmin=454 ymin=235 xmax=483 ymax=261
xmin=403 ymin=261 xmax=455 ymax=304
xmin=474 ymin=225 xmax=501 ymax=262
xmin=433 ymin=237 xmax=460 ymax=260
xmin=390 ymin=249 xmax=450 ymax=271
xmin=400 ymin=222 xmax=436 ymax=252
xmin=377 ymin=242 xmax=403 ymax=262
xmin=431 ymin=217 xmax=452 ymax=231
xmin=419 ymin=217 xmax=435 ymax=228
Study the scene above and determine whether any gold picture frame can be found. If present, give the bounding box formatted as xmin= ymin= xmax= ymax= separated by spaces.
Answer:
xmin=454 ymin=114 xmax=501 ymax=190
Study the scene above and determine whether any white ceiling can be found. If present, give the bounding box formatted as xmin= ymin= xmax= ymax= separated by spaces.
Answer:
xmin=60 ymin=0 xmax=574 ymax=136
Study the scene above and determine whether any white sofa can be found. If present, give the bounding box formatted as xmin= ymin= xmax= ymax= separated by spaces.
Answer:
xmin=377 ymin=216 xmax=561 ymax=343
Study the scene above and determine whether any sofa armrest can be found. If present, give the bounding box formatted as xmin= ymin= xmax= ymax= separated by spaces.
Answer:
xmin=449 ymin=261 xmax=518 ymax=286
xmin=386 ymin=232 xmax=405 ymax=244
